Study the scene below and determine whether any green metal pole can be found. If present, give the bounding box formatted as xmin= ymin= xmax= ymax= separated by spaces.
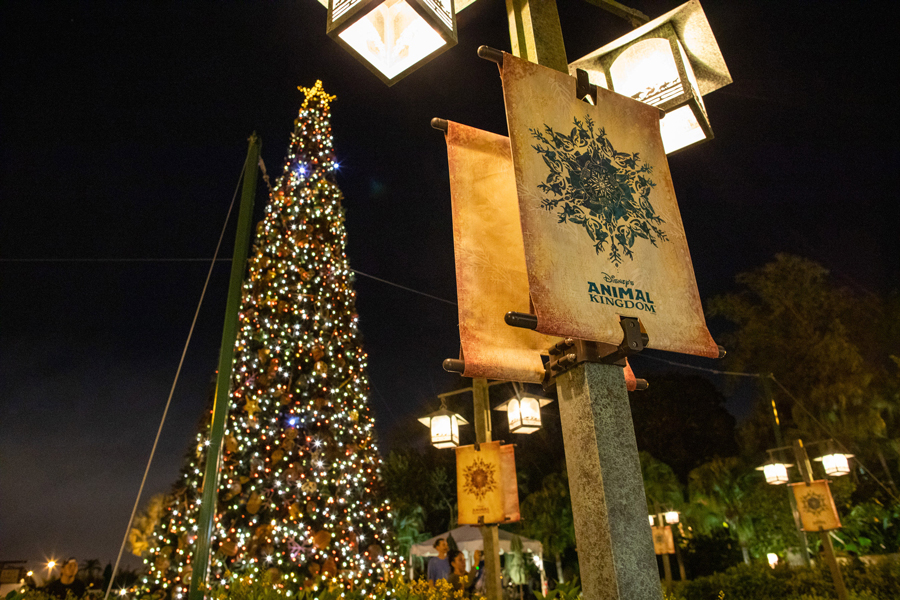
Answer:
xmin=189 ymin=133 xmax=261 ymax=600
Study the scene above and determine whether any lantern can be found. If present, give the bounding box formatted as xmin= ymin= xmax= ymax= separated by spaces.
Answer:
xmin=648 ymin=515 xmax=655 ymax=526
xmin=494 ymin=393 xmax=553 ymax=434
xmin=756 ymin=461 xmax=791 ymax=485
xmin=568 ymin=0 xmax=731 ymax=153
xmin=418 ymin=402 xmax=467 ymax=448
xmin=664 ymin=511 xmax=679 ymax=525
xmin=326 ymin=0 xmax=458 ymax=86
xmin=767 ymin=553 xmax=779 ymax=568
xmin=815 ymin=452 xmax=853 ymax=477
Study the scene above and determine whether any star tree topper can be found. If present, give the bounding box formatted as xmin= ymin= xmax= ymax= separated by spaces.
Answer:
xmin=298 ymin=80 xmax=336 ymax=110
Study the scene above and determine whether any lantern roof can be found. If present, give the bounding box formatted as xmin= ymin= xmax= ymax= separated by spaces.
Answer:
xmin=755 ymin=461 xmax=793 ymax=471
xmin=417 ymin=406 xmax=469 ymax=427
xmin=493 ymin=394 xmax=554 ymax=412
xmin=813 ymin=452 xmax=854 ymax=461
xmin=570 ymin=0 xmax=731 ymax=97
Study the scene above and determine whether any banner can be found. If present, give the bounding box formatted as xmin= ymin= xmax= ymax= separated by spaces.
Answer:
xmin=791 ymin=480 xmax=842 ymax=532
xmin=652 ymin=525 xmax=675 ymax=555
xmin=499 ymin=53 xmax=719 ymax=358
xmin=457 ymin=441 xmax=520 ymax=524
xmin=443 ymin=120 xmax=644 ymax=387
xmin=444 ymin=121 xmax=560 ymax=382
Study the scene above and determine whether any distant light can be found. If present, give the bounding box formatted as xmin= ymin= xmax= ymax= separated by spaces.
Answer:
xmin=756 ymin=461 xmax=791 ymax=485
xmin=664 ymin=511 xmax=679 ymax=525
xmin=815 ymin=452 xmax=853 ymax=477
xmin=767 ymin=553 xmax=779 ymax=568
xmin=648 ymin=515 xmax=655 ymax=526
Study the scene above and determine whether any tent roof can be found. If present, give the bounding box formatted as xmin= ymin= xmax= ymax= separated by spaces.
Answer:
xmin=410 ymin=526 xmax=543 ymax=557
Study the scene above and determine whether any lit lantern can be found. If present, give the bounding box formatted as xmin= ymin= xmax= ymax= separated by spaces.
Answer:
xmin=756 ymin=461 xmax=791 ymax=485
xmin=664 ymin=511 xmax=679 ymax=525
xmin=767 ymin=553 xmax=779 ymax=568
xmin=494 ymin=393 xmax=553 ymax=434
xmin=648 ymin=515 xmax=655 ymax=526
xmin=815 ymin=452 xmax=853 ymax=477
xmin=568 ymin=0 xmax=731 ymax=153
xmin=327 ymin=0 xmax=458 ymax=86
xmin=418 ymin=402 xmax=467 ymax=448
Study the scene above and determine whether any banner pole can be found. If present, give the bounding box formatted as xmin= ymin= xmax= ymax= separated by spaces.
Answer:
xmin=473 ymin=378 xmax=503 ymax=600
xmin=189 ymin=134 xmax=261 ymax=600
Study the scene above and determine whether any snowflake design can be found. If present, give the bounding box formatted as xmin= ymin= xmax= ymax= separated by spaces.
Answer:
xmin=463 ymin=457 xmax=497 ymax=501
xmin=800 ymin=492 xmax=827 ymax=516
xmin=529 ymin=115 xmax=669 ymax=267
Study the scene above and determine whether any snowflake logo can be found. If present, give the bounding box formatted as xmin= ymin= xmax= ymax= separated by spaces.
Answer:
xmin=800 ymin=492 xmax=827 ymax=516
xmin=529 ymin=115 xmax=669 ymax=267
xmin=463 ymin=457 xmax=497 ymax=501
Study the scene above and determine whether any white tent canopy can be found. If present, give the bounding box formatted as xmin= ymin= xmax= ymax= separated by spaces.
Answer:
xmin=411 ymin=525 xmax=543 ymax=557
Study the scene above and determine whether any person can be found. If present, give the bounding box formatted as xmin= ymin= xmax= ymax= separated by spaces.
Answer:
xmin=43 ymin=558 xmax=86 ymax=599
xmin=426 ymin=538 xmax=450 ymax=583
xmin=447 ymin=549 xmax=482 ymax=595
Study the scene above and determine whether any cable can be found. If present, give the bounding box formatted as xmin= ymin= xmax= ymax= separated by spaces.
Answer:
xmin=349 ymin=269 xmax=457 ymax=307
xmin=102 ymin=156 xmax=248 ymax=600
xmin=637 ymin=352 xmax=762 ymax=378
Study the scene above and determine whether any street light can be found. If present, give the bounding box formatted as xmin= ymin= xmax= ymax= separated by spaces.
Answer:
xmin=493 ymin=387 xmax=553 ymax=434
xmin=568 ymin=0 xmax=731 ymax=153
xmin=417 ymin=399 xmax=468 ymax=448
xmin=326 ymin=0 xmax=458 ymax=86
xmin=756 ymin=460 xmax=792 ymax=485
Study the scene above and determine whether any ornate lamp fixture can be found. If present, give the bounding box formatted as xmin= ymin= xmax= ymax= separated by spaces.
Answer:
xmin=569 ymin=0 xmax=731 ymax=153
xmin=493 ymin=385 xmax=553 ymax=434
xmin=327 ymin=0 xmax=457 ymax=85
xmin=418 ymin=399 xmax=468 ymax=448
xmin=814 ymin=448 xmax=854 ymax=477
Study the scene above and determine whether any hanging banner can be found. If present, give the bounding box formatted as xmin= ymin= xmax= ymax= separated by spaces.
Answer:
xmin=652 ymin=525 xmax=675 ymax=555
xmin=457 ymin=441 xmax=520 ymax=524
xmin=443 ymin=120 xmax=646 ymax=388
xmin=790 ymin=480 xmax=842 ymax=532
xmin=444 ymin=121 xmax=559 ymax=383
xmin=498 ymin=53 xmax=719 ymax=358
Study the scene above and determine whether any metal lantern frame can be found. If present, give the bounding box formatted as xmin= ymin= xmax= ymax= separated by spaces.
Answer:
xmin=568 ymin=0 xmax=731 ymax=154
xmin=327 ymin=0 xmax=458 ymax=86
xmin=493 ymin=386 xmax=554 ymax=434
xmin=418 ymin=400 xmax=468 ymax=448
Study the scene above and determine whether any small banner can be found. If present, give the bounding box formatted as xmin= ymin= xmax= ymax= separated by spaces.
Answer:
xmin=457 ymin=441 xmax=520 ymax=524
xmin=498 ymin=53 xmax=719 ymax=358
xmin=444 ymin=121 xmax=559 ymax=383
xmin=652 ymin=525 xmax=675 ymax=555
xmin=790 ymin=480 xmax=842 ymax=531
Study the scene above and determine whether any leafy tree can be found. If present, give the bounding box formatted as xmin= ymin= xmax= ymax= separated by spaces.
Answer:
xmin=629 ymin=373 xmax=738 ymax=483
xmin=519 ymin=472 xmax=575 ymax=583
xmin=708 ymin=254 xmax=896 ymax=493
xmin=688 ymin=457 xmax=756 ymax=564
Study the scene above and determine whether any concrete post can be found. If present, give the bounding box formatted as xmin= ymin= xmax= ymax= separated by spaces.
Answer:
xmin=556 ymin=363 xmax=663 ymax=600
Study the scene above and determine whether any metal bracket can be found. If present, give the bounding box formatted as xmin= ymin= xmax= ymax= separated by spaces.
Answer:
xmin=542 ymin=317 xmax=648 ymax=390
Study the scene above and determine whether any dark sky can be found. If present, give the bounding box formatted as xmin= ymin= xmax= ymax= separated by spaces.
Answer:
xmin=1 ymin=0 xmax=896 ymax=574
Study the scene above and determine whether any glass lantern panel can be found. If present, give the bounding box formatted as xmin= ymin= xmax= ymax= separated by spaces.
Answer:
xmin=507 ymin=399 xmax=524 ymax=431
xmin=664 ymin=511 xmax=679 ymax=524
xmin=339 ymin=0 xmax=446 ymax=80
xmin=763 ymin=463 xmax=789 ymax=485
xmin=431 ymin=414 xmax=458 ymax=448
xmin=821 ymin=453 xmax=850 ymax=476
xmin=659 ymin=104 xmax=706 ymax=154
xmin=520 ymin=397 xmax=542 ymax=428
xmin=609 ymin=38 xmax=683 ymax=107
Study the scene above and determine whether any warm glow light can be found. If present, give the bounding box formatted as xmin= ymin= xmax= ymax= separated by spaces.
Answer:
xmin=336 ymin=0 xmax=447 ymax=80
xmin=419 ymin=406 xmax=465 ymax=448
xmin=659 ymin=105 xmax=705 ymax=153
xmin=648 ymin=515 xmax=655 ymax=526
xmin=664 ymin=511 xmax=679 ymax=525
xmin=819 ymin=453 xmax=851 ymax=477
xmin=496 ymin=393 xmax=551 ymax=434
xmin=761 ymin=463 xmax=790 ymax=485
xmin=767 ymin=553 xmax=779 ymax=568
xmin=47 ymin=561 xmax=56 ymax=570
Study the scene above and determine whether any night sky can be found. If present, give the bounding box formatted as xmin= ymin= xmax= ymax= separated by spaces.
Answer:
xmin=1 ymin=0 xmax=896 ymax=574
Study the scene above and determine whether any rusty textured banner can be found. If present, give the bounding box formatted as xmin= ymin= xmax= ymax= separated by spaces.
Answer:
xmin=791 ymin=480 xmax=842 ymax=532
xmin=457 ymin=441 xmax=505 ymax=524
xmin=652 ymin=526 xmax=675 ymax=555
xmin=499 ymin=53 xmax=719 ymax=358
xmin=500 ymin=443 xmax=521 ymax=523
xmin=444 ymin=121 xmax=560 ymax=382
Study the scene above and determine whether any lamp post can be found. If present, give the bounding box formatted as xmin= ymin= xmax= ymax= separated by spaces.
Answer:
xmin=759 ymin=439 xmax=851 ymax=600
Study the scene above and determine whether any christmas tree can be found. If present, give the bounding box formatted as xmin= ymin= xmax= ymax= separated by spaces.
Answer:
xmin=140 ymin=81 xmax=396 ymax=596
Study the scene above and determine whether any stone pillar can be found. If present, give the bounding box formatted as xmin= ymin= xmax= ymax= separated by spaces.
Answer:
xmin=556 ymin=363 xmax=662 ymax=600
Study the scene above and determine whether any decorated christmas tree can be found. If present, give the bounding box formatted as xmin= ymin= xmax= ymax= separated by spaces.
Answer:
xmin=139 ymin=81 xmax=396 ymax=595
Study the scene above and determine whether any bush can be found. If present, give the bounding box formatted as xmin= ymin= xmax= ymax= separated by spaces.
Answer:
xmin=669 ymin=556 xmax=900 ymax=600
